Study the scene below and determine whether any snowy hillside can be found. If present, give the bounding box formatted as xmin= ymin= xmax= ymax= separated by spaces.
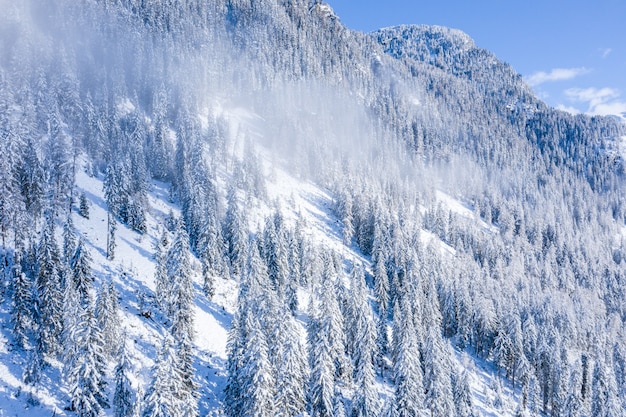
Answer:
xmin=1 ymin=1 xmax=626 ymax=417
xmin=1 ymin=106 xmax=524 ymax=417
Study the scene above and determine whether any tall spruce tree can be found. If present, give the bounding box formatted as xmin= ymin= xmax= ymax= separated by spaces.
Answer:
xmin=113 ymin=337 xmax=136 ymax=417
xmin=350 ymin=266 xmax=379 ymax=417
xmin=143 ymin=335 xmax=181 ymax=417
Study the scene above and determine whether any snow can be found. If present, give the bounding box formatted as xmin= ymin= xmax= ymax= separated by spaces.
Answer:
xmin=0 ymin=106 xmax=524 ymax=417
xmin=436 ymin=190 xmax=499 ymax=234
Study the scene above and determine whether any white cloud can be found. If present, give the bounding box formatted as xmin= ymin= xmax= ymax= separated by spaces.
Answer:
xmin=565 ymin=87 xmax=626 ymax=119
xmin=555 ymin=104 xmax=581 ymax=115
xmin=600 ymin=48 xmax=612 ymax=59
xmin=526 ymin=67 xmax=590 ymax=87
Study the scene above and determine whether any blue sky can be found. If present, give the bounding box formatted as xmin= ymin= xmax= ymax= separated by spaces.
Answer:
xmin=329 ymin=0 xmax=626 ymax=118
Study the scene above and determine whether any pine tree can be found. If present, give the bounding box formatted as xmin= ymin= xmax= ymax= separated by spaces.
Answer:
xmin=350 ymin=266 xmax=379 ymax=417
xmin=392 ymin=297 xmax=426 ymax=417
xmin=423 ymin=334 xmax=454 ymax=417
xmin=341 ymin=192 xmax=354 ymax=247
xmin=35 ymin=213 xmax=64 ymax=356
xmin=239 ymin=315 xmax=275 ymax=417
xmin=224 ymin=311 xmax=244 ymax=417
xmin=63 ymin=213 xmax=76 ymax=264
xmin=114 ymin=337 xmax=136 ymax=417
xmin=70 ymin=237 xmax=94 ymax=303
xmin=66 ymin=299 xmax=109 ymax=417
xmin=308 ymin=284 xmax=337 ymax=417
xmin=223 ymin=184 xmax=247 ymax=278
xmin=107 ymin=211 xmax=117 ymax=261
xmin=272 ymin=307 xmax=307 ymax=417
xmin=143 ymin=336 xmax=181 ymax=417
xmin=10 ymin=253 xmax=32 ymax=349
xmin=79 ymin=191 xmax=90 ymax=219
xmin=96 ymin=279 xmax=122 ymax=359
xmin=154 ymin=227 xmax=171 ymax=310
xmin=18 ymin=135 xmax=45 ymax=219
xmin=196 ymin=214 xmax=227 ymax=298
xmin=452 ymin=369 xmax=475 ymax=417
xmin=166 ymin=223 xmax=193 ymax=329
xmin=44 ymin=108 xmax=73 ymax=213
xmin=591 ymin=358 xmax=622 ymax=417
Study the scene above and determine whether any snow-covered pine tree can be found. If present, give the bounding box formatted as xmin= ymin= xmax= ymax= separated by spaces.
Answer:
xmin=143 ymin=335 xmax=182 ymax=417
xmin=271 ymin=306 xmax=307 ymax=417
xmin=196 ymin=213 xmax=227 ymax=298
xmin=392 ymin=296 xmax=426 ymax=417
xmin=591 ymin=357 xmax=622 ymax=417
xmin=43 ymin=108 xmax=73 ymax=215
xmin=66 ymin=298 xmax=109 ymax=417
xmin=17 ymin=135 xmax=45 ymax=220
xmin=62 ymin=213 xmax=76 ymax=264
xmin=349 ymin=266 xmax=379 ymax=417
xmin=308 ymin=284 xmax=337 ymax=417
xmin=223 ymin=184 xmax=248 ymax=278
xmin=96 ymin=278 xmax=122 ymax=359
xmin=239 ymin=313 xmax=276 ymax=417
xmin=154 ymin=227 xmax=171 ymax=310
xmin=70 ymin=236 xmax=94 ymax=303
xmin=423 ymin=333 xmax=454 ymax=417
xmin=113 ymin=337 xmax=136 ymax=417
xmin=451 ymin=369 xmax=475 ymax=417
xmin=35 ymin=212 xmax=64 ymax=356
xmin=79 ymin=191 xmax=90 ymax=219
xmin=107 ymin=210 xmax=117 ymax=261
xmin=224 ymin=308 xmax=245 ymax=417
xmin=166 ymin=222 xmax=193 ymax=330
xmin=10 ymin=252 xmax=32 ymax=349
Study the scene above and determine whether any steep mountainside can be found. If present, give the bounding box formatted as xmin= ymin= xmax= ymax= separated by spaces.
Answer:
xmin=1 ymin=1 xmax=625 ymax=416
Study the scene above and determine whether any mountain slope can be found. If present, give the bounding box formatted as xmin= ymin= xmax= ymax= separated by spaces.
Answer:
xmin=1 ymin=1 xmax=625 ymax=416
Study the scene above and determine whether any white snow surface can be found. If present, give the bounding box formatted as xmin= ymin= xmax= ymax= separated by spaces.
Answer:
xmin=0 ymin=105 xmax=522 ymax=417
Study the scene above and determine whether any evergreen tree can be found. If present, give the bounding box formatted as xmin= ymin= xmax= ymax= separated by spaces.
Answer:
xmin=154 ymin=227 xmax=171 ymax=310
xmin=66 ymin=299 xmax=109 ymax=417
xmin=10 ymin=253 xmax=32 ymax=349
xmin=35 ymin=213 xmax=64 ymax=356
xmin=423 ymin=334 xmax=454 ymax=417
xmin=63 ymin=213 xmax=76 ymax=264
xmin=167 ymin=224 xmax=199 ymax=417
xmin=591 ymin=358 xmax=622 ymax=417
xmin=79 ymin=191 xmax=90 ymax=219
xmin=143 ymin=336 xmax=181 ymax=417
xmin=70 ymin=237 xmax=94 ymax=302
xmin=350 ymin=266 xmax=379 ymax=417
xmin=272 ymin=307 xmax=308 ymax=417
xmin=44 ymin=108 xmax=73 ymax=214
xmin=224 ymin=310 xmax=245 ymax=417
xmin=196 ymin=214 xmax=227 ymax=298
xmin=392 ymin=298 xmax=426 ymax=417
xmin=114 ymin=338 xmax=136 ymax=417
xmin=223 ymin=184 xmax=247 ymax=278
xmin=308 ymin=284 xmax=338 ymax=417
xmin=107 ymin=211 xmax=117 ymax=261
xmin=18 ymin=135 xmax=44 ymax=219
xmin=96 ymin=279 xmax=122 ymax=359
xmin=166 ymin=223 xmax=193 ymax=329
xmin=452 ymin=369 xmax=475 ymax=417
xmin=239 ymin=314 xmax=275 ymax=417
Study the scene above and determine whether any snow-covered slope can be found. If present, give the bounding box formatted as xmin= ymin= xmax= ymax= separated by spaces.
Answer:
xmin=1 ymin=103 xmax=524 ymax=416
xmin=2 ymin=1 xmax=626 ymax=417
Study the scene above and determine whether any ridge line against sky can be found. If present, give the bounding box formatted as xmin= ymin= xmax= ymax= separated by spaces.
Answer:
xmin=328 ymin=0 xmax=626 ymax=119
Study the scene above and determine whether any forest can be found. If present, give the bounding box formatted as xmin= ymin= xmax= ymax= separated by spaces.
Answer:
xmin=0 ymin=0 xmax=625 ymax=416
